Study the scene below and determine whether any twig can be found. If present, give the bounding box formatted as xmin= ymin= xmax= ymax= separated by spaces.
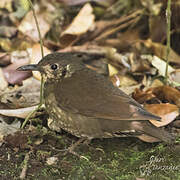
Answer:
xmin=27 ymin=0 xmax=44 ymax=57
xmin=165 ymin=0 xmax=171 ymax=83
xmin=21 ymin=0 xmax=45 ymax=128
xmin=19 ymin=152 xmax=30 ymax=179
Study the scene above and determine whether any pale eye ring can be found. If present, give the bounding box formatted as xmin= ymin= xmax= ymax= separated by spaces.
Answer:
xmin=50 ymin=64 xmax=58 ymax=70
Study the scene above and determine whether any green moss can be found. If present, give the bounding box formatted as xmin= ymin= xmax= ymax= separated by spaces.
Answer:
xmin=1 ymin=126 xmax=179 ymax=180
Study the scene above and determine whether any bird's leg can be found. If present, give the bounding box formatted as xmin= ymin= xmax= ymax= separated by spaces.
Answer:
xmin=82 ymin=137 xmax=92 ymax=146
xmin=66 ymin=137 xmax=92 ymax=159
xmin=67 ymin=138 xmax=85 ymax=156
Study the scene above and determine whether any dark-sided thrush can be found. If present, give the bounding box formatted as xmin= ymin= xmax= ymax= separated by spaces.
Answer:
xmin=17 ymin=52 xmax=174 ymax=144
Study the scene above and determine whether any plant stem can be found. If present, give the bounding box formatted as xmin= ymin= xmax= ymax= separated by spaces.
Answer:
xmin=22 ymin=0 xmax=45 ymax=128
xmin=165 ymin=0 xmax=171 ymax=83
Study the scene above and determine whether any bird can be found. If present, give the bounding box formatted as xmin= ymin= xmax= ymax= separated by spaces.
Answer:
xmin=17 ymin=52 xmax=174 ymax=145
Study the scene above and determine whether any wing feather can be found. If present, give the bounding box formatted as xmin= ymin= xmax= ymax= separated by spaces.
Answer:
xmin=55 ymin=68 xmax=160 ymax=121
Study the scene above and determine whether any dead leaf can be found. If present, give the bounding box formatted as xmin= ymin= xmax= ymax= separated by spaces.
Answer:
xmin=150 ymin=79 xmax=164 ymax=88
xmin=30 ymin=44 xmax=51 ymax=80
xmin=149 ymin=15 xmax=166 ymax=42
xmin=138 ymin=134 xmax=161 ymax=143
xmin=0 ymin=78 xmax=40 ymax=108
xmin=153 ymin=85 xmax=180 ymax=107
xmin=0 ymin=117 xmax=21 ymax=142
xmin=108 ymin=64 xmax=119 ymax=76
xmin=144 ymin=39 xmax=180 ymax=64
xmin=132 ymin=88 xmax=155 ymax=104
xmin=59 ymin=3 xmax=95 ymax=47
xmin=0 ymin=105 xmax=38 ymax=119
xmin=0 ymin=38 xmax=12 ymax=51
xmin=4 ymin=131 xmax=28 ymax=149
xmin=18 ymin=10 xmax=50 ymax=42
xmin=0 ymin=68 xmax=8 ymax=91
xmin=145 ymin=103 xmax=179 ymax=127
xmin=3 ymin=67 xmax=31 ymax=85
xmin=130 ymin=55 xmax=151 ymax=73
xmin=119 ymin=84 xmax=141 ymax=96
xmin=2 ymin=50 xmax=31 ymax=84
xmin=152 ymin=56 xmax=174 ymax=76
xmin=0 ymin=52 xmax=11 ymax=66
xmin=105 ymin=47 xmax=131 ymax=69
xmin=170 ymin=69 xmax=180 ymax=84
xmin=143 ymin=55 xmax=174 ymax=76
xmin=104 ymin=29 xmax=140 ymax=51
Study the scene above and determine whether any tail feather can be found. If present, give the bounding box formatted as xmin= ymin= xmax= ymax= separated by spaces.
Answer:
xmin=139 ymin=109 xmax=161 ymax=121
xmin=131 ymin=121 xmax=174 ymax=143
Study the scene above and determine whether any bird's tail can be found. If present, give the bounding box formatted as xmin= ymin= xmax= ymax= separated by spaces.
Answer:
xmin=132 ymin=121 xmax=174 ymax=143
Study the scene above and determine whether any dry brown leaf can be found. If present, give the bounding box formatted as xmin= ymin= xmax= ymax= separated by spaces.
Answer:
xmin=132 ymin=88 xmax=155 ymax=104
xmin=145 ymin=103 xmax=179 ymax=127
xmin=170 ymin=69 xmax=180 ymax=84
xmin=0 ymin=68 xmax=8 ymax=91
xmin=0 ymin=52 xmax=10 ymax=66
xmin=153 ymin=85 xmax=180 ymax=107
xmin=0 ymin=78 xmax=40 ymax=108
xmin=105 ymin=47 xmax=131 ymax=69
xmin=104 ymin=29 xmax=140 ymax=51
xmin=138 ymin=134 xmax=161 ymax=143
xmin=150 ymin=79 xmax=164 ymax=88
xmin=0 ymin=105 xmax=38 ymax=119
xmin=0 ymin=118 xmax=20 ymax=142
xmin=151 ymin=56 xmax=174 ymax=76
xmin=144 ymin=39 xmax=180 ymax=64
xmin=129 ymin=53 xmax=152 ymax=73
xmin=149 ymin=15 xmax=166 ymax=42
xmin=59 ymin=3 xmax=95 ymax=47
xmin=18 ymin=10 xmax=50 ymax=42
xmin=119 ymin=84 xmax=141 ymax=96
xmin=0 ymin=38 xmax=12 ymax=51
xmin=3 ymin=67 xmax=31 ymax=85
xmin=2 ymin=50 xmax=31 ymax=84
xmin=30 ymin=44 xmax=51 ymax=80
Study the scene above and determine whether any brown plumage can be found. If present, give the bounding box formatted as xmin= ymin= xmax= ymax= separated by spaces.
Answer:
xmin=18 ymin=52 xmax=174 ymax=143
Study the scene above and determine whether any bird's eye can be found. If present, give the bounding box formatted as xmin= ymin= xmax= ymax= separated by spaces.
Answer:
xmin=50 ymin=64 xmax=58 ymax=70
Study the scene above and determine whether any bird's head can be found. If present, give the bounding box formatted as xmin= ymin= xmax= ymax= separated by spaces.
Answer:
xmin=17 ymin=52 xmax=87 ymax=82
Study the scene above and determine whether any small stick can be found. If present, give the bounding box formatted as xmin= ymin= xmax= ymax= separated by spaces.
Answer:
xmin=19 ymin=152 xmax=30 ymax=179
xmin=21 ymin=0 xmax=45 ymax=128
xmin=165 ymin=0 xmax=171 ymax=83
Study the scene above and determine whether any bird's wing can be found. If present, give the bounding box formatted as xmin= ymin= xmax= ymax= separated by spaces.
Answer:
xmin=55 ymin=68 xmax=160 ymax=121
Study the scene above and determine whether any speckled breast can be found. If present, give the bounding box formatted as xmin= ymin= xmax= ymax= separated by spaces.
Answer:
xmin=44 ymin=84 xmax=106 ymax=138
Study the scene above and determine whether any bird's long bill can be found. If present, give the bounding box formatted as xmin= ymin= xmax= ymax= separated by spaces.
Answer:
xmin=17 ymin=64 xmax=39 ymax=71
